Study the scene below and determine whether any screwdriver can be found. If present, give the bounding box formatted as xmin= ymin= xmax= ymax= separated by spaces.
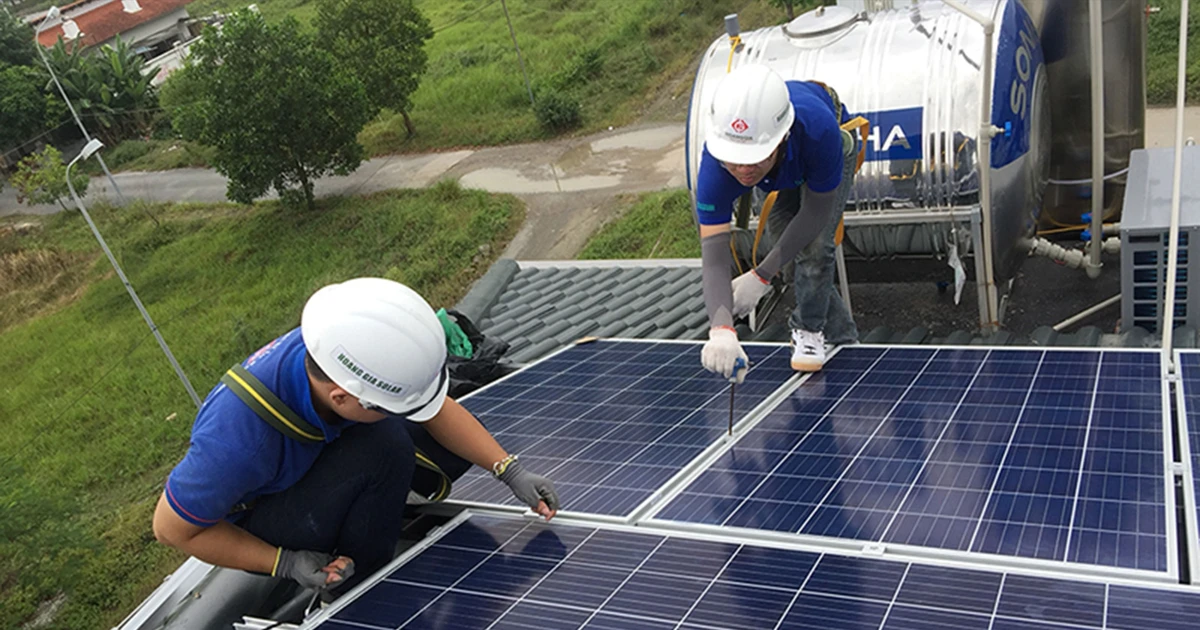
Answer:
xmin=728 ymin=357 xmax=746 ymax=436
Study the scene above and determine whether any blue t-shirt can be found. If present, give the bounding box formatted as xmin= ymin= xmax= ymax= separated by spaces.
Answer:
xmin=165 ymin=328 xmax=344 ymax=527
xmin=695 ymin=81 xmax=847 ymax=226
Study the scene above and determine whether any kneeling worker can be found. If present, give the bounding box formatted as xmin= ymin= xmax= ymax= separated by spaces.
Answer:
xmin=153 ymin=277 xmax=559 ymax=595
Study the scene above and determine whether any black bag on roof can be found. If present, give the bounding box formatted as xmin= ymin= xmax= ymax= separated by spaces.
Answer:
xmin=443 ymin=309 xmax=517 ymax=398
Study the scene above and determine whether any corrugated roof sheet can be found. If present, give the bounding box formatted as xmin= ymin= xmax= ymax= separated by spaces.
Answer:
xmin=456 ymin=259 xmax=1199 ymax=365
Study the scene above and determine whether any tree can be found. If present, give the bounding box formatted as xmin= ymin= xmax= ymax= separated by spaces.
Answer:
xmin=11 ymin=145 xmax=89 ymax=210
xmin=42 ymin=36 xmax=157 ymax=144
xmin=169 ymin=11 xmax=373 ymax=209
xmin=0 ymin=8 xmax=36 ymax=68
xmin=314 ymin=0 xmax=432 ymax=137
xmin=768 ymin=0 xmax=798 ymax=20
xmin=0 ymin=65 xmax=49 ymax=152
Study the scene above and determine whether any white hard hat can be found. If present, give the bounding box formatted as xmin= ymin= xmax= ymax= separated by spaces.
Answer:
xmin=301 ymin=278 xmax=449 ymax=421
xmin=705 ymin=64 xmax=795 ymax=165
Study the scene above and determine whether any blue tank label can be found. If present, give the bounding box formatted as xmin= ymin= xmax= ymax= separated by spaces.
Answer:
xmin=862 ymin=107 xmax=923 ymax=162
xmin=991 ymin=0 xmax=1044 ymax=168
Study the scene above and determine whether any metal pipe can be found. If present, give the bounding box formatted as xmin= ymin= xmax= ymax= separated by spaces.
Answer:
xmin=66 ymin=150 xmax=202 ymax=409
xmin=1162 ymin=0 xmax=1190 ymax=369
xmin=1086 ymin=0 xmax=1105 ymax=279
xmin=1052 ymin=294 xmax=1119 ymax=332
xmin=942 ymin=0 xmax=999 ymax=333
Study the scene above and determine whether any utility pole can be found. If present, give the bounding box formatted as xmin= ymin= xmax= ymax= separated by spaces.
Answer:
xmin=499 ymin=0 xmax=535 ymax=106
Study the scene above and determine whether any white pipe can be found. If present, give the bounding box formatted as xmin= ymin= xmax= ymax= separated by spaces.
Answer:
xmin=1052 ymin=294 xmax=1120 ymax=332
xmin=1086 ymin=0 xmax=1105 ymax=279
xmin=941 ymin=0 xmax=1000 ymax=333
xmin=1027 ymin=236 xmax=1120 ymax=268
xmin=1162 ymin=0 xmax=1190 ymax=369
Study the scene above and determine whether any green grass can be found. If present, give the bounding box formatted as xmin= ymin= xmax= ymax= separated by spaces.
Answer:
xmin=578 ymin=189 xmax=700 ymax=259
xmin=79 ymin=140 xmax=217 ymax=176
xmin=1146 ymin=0 xmax=1200 ymax=105
xmin=0 ymin=181 xmax=522 ymax=629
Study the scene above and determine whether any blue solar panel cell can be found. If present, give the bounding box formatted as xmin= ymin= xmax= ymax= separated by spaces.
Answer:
xmin=882 ymin=606 xmax=992 ymax=630
xmin=994 ymin=574 xmax=1106 ymax=627
xmin=1174 ymin=352 xmax=1200 ymax=579
xmin=656 ymin=347 xmax=1169 ymax=573
xmin=315 ymin=515 xmax=1200 ymax=630
xmin=1107 ymin=585 xmax=1200 ymax=630
xmin=449 ymin=340 xmax=797 ymax=517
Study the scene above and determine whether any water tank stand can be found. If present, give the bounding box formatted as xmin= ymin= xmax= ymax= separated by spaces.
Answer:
xmin=843 ymin=203 xmax=998 ymax=334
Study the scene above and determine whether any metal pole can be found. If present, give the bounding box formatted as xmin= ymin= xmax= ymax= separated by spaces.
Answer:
xmin=35 ymin=10 xmax=128 ymax=207
xmin=942 ymin=0 xmax=1000 ymax=333
xmin=499 ymin=0 xmax=535 ymax=107
xmin=66 ymin=155 xmax=202 ymax=409
xmin=1086 ymin=0 xmax=1104 ymax=278
xmin=1162 ymin=0 xmax=1190 ymax=370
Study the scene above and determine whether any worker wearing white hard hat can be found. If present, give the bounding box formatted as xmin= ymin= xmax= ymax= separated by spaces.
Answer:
xmin=696 ymin=64 xmax=860 ymax=380
xmin=152 ymin=278 xmax=559 ymax=597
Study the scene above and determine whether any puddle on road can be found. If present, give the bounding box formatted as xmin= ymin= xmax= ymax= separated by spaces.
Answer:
xmin=459 ymin=168 xmax=620 ymax=194
xmin=591 ymin=127 xmax=682 ymax=152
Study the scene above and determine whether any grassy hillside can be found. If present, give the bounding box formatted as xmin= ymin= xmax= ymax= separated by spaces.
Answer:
xmin=1146 ymin=0 xmax=1200 ymax=105
xmin=0 ymin=182 xmax=522 ymax=629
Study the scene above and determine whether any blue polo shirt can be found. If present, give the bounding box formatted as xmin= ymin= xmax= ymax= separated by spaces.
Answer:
xmin=165 ymin=328 xmax=344 ymax=527
xmin=695 ymin=81 xmax=847 ymax=225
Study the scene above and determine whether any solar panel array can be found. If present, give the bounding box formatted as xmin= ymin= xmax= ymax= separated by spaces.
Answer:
xmin=312 ymin=514 xmax=1200 ymax=630
xmin=653 ymin=347 xmax=1171 ymax=573
xmin=448 ymin=340 xmax=796 ymax=516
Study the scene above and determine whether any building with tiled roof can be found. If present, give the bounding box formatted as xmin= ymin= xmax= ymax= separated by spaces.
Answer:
xmin=35 ymin=0 xmax=193 ymax=56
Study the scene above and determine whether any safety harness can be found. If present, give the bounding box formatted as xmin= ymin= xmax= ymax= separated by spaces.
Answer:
xmin=220 ymin=364 xmax=455 ymax=503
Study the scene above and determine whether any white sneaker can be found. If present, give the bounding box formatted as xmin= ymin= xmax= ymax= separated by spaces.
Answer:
xmin=790 ymin=329 xmax=826 ymax=372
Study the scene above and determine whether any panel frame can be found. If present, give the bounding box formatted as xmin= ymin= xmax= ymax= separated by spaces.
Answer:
xmin=443 ymin=337 xmax=805 ymax=523
xmin=1175 ymin=349 xmax=1200 ymax=582
xmin=296 ymin=509 xmax=1200 ymax=630
xmin=639 ymin=344 xmax=1179 ymax=583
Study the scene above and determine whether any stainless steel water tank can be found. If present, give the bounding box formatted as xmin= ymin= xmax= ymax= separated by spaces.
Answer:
xmin=686 ymin=0 xmax=1050 ymax=281
xmin=1023 ymin=0 xmax=1146 ymax=229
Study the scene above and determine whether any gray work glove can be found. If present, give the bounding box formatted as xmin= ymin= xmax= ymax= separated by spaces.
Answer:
xmin=497 ymin=458 xmax=561 ymax=513
xmin=273 ymin=548 xmax=355 ymax=590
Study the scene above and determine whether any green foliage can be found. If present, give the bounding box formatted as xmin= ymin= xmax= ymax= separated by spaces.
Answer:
xmin=42 ymin=36 xmax=158 ymax=144
xmin=0 ymin=65 xmax=49 ymax=152
xmin=10 ymin=145 xmax=89 ymax=209
xmin=171 ymin=11 xmax=373 ymax=208
xmin=1146 ymin=0 xmax=1200 ymax=105
xmin=579 ymin=189 xmax=701 ymax=259
xmin=0 ymin=186 xmax=522 ymax=628
xmin=533 ymin=88 xmax=582 ymax=133
xmin=314 ymin=0 xmax=433 ymax=128
xmin=0 ymin=8 xmax=37 ymax=68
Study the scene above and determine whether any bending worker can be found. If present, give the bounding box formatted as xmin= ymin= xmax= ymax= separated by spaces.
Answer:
xmin=697 ymin=64 xmax=860 ymax=378
xmin=152 ymin=277 xmax=559 ymax=595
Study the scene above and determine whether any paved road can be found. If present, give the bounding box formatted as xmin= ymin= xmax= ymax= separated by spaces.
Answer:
xmin=0 ymin=123 xmax=688 ymax=260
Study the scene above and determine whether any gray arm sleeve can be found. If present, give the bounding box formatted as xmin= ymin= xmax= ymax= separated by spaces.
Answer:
xmin=756 ymin=186 xmax=839 ymax=280
xmin=700 ymin=233 xmax=735 ymax=329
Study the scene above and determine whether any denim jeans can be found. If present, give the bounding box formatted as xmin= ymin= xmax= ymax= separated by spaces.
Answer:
xmin=237 ymin=419 xmax=470 ymax=594
xmin=766 ymin=131 xmax=859 ymax=345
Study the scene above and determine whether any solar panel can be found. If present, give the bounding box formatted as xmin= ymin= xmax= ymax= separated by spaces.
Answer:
xmin=1175 ymin=350 xmax=1200 ymax=579
xmin=651 ymin=346 xmax=1173 ymax=575
xmin=307 ymin=513 xmax=1200 ymax=630
xmin=447 ymin=340 xmax=797 ymax=517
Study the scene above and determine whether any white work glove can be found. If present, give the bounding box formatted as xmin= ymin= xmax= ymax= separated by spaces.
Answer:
xmin=701 ymin=327 xmax=749 ymax=383
xmin=731 ymin=269 xmax=771 ymax=318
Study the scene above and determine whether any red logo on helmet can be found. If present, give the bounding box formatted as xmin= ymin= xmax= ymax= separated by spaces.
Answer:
xmin=730 ymin=118 xmax=749 ymax=134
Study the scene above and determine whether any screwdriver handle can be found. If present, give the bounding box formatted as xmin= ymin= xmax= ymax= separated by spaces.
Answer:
xmin=729 ymin=357 xmax=747 ymax=383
